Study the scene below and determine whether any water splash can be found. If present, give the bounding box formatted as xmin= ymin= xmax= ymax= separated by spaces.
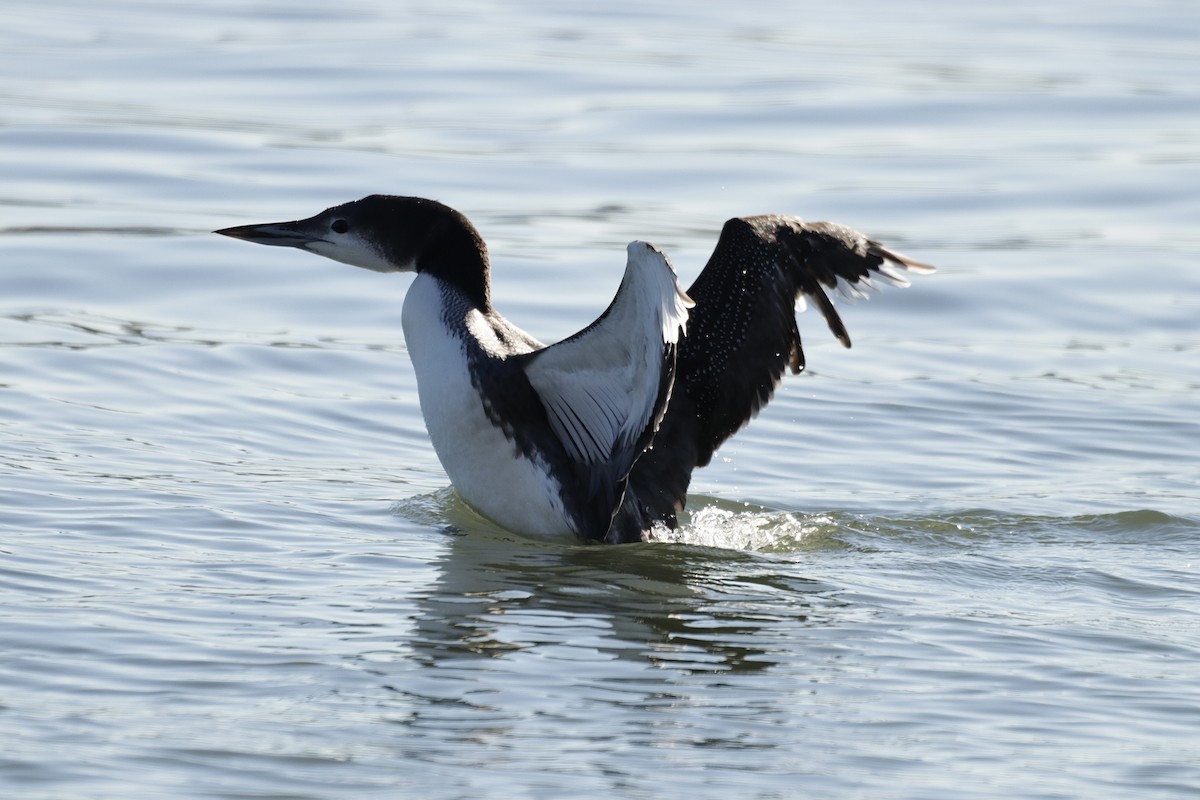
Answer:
xmin=646 ymin=502 xmax=843 ymax=552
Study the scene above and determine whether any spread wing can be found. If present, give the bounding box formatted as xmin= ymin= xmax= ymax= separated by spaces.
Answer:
xmin=523 ymin=241 xmax=693 ymax=541
xmin=609 ymin=215 xmax=934 ymax=542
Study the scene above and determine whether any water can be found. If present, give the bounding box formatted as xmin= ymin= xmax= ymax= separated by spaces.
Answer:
xmin=2 ymin=1 xmax=1199 ymax=797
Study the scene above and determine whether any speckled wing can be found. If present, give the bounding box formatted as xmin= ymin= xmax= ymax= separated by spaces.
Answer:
xmin=610 ymin=215 xmax=933 ymax=541
xmin=681 ymin=215 xmax=933 ymax=451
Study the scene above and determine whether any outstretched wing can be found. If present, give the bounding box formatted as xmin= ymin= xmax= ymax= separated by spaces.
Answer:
xmin=610 ymin=215 xmax=933 ymax=542
xmin=680 ymin=215 xmax=933 ymax=454
xmin=523 ymin=241 xmax=693 ymax=541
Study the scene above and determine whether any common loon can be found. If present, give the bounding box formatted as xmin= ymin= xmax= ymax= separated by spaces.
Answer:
xmin=215 ymin=195 xmax=933 ymax=543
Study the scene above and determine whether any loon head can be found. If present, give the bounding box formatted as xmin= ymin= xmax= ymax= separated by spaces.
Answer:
xmin=216 ymin=194 xmax=493 ymax=307
xmin=215 ymin=194 xmax=488 ymax=273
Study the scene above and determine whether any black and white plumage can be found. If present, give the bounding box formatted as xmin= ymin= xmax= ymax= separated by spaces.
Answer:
xmin=215 ymin=195 xmax=933 ymax=544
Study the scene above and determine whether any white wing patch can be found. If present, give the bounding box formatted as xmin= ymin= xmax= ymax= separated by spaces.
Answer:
xmin=525 ymin=242 xmax=693 ymax=467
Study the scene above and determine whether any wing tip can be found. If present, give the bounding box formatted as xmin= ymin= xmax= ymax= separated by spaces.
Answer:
xmin=625 ymin=240 xmax=694 ymax=342
xmin=875 ymin=243 xmax=937 ymax=276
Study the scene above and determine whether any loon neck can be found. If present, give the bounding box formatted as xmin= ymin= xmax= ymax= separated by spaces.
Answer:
xmin=410 ymin=201 xmax=493 ymax=312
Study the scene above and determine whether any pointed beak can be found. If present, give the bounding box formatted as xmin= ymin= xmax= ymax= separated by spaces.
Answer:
xmin=213 ymin=220 xmax=320 ymax=249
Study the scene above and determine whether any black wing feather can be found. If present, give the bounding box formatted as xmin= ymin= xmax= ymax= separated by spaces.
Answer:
xmin=608 ymin=215 xmax=932 ymax=542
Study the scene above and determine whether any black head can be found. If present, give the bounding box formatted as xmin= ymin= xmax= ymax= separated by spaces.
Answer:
xmin=215 ymin=195 xmax=492 ymax=307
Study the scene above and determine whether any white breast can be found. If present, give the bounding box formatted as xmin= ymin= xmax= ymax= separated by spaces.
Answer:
xmin=401 ymin=273 xmax=573 ymax=538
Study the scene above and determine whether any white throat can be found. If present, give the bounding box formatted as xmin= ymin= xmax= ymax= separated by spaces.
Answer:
xmin=400 ymin=273 xmax=572 ymax=537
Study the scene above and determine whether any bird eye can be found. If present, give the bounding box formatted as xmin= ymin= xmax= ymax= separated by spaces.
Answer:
xmin=331 ymin=219 xmax=349 ymax=234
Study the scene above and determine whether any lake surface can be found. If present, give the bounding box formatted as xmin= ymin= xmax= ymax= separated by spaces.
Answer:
xmin=2 ymin=1 xmax=1198 ymax=798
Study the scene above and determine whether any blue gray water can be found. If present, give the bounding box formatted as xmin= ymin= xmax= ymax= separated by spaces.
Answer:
xmin=2 ymin=1 xmax=1198 ymax=798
